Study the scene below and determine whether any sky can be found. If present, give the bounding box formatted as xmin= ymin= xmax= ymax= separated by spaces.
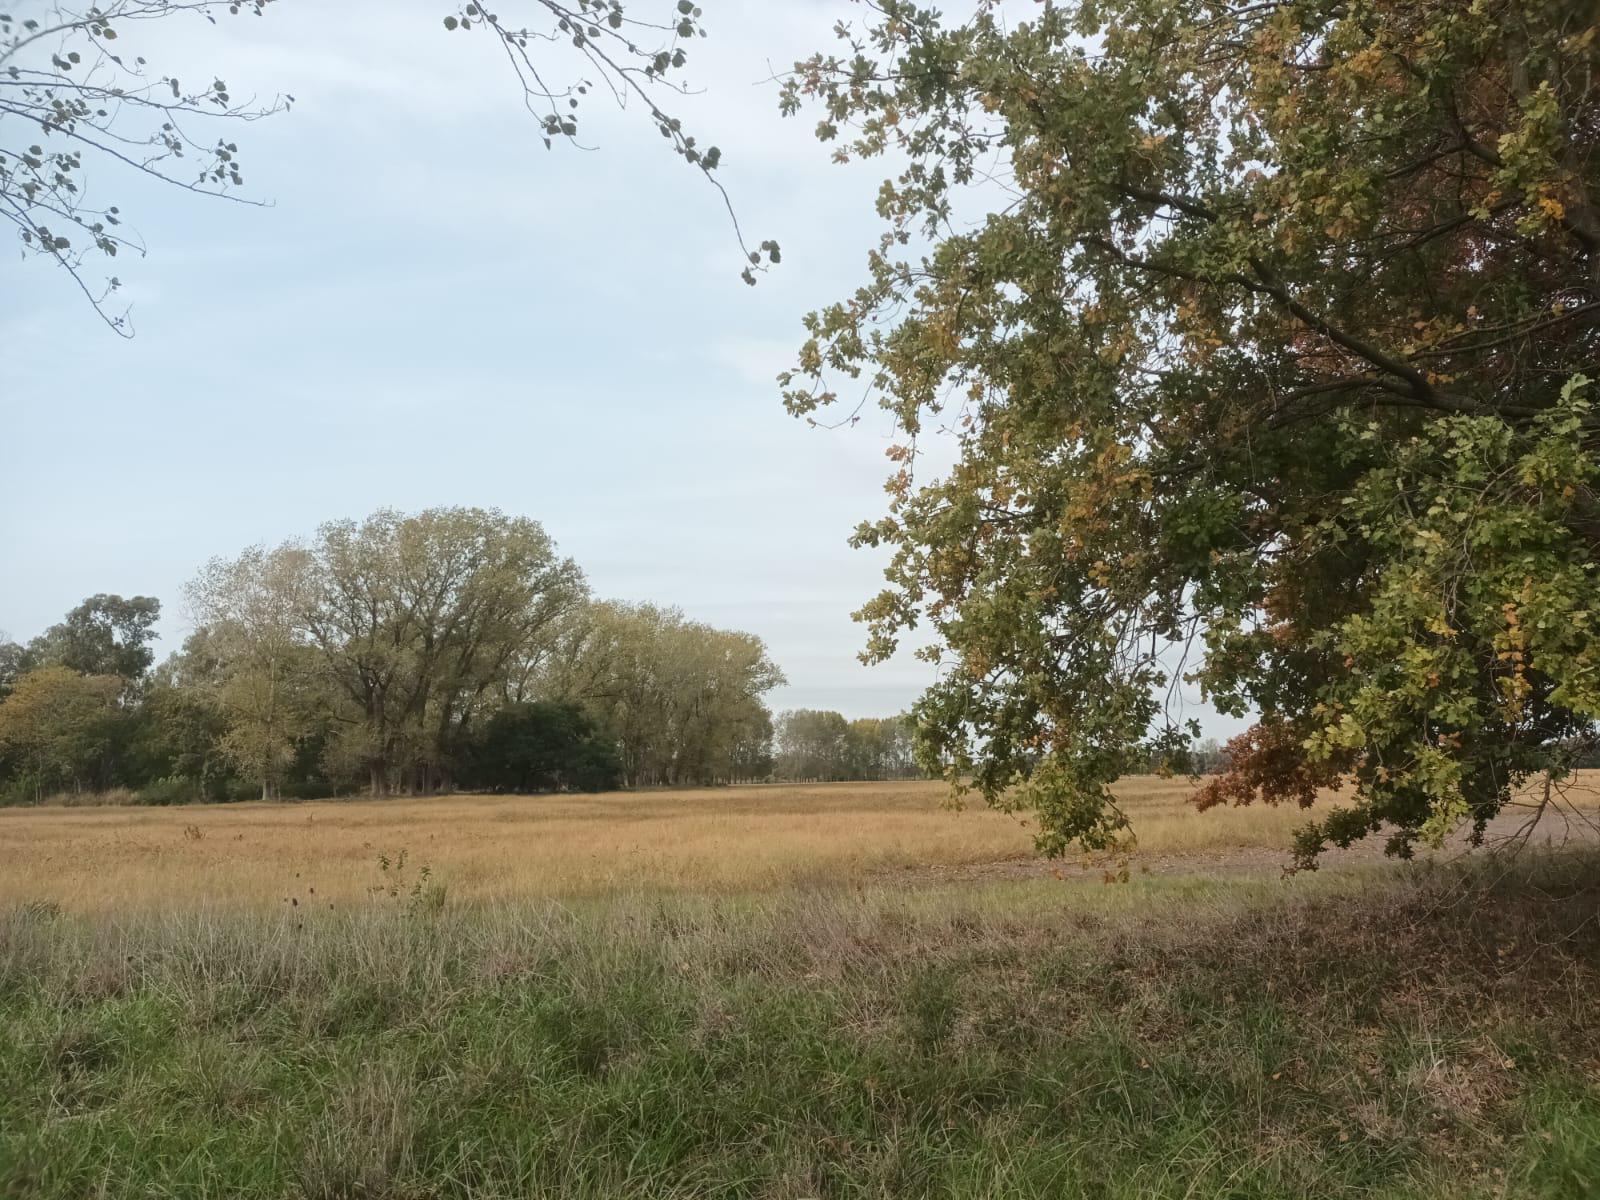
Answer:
xmin=1 ymin=1 xmax=1244 ymax=736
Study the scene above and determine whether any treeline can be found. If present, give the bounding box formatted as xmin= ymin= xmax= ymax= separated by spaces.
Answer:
xmin=770 ymin=709 xmax=924 ymax=782
xmin=1123 ymin=737 xmax=1228 ymax=777
xmin=0 ymin=508 xmax=791 ymax=804
xmin=0 ymin=509 xmax=932 ymax=804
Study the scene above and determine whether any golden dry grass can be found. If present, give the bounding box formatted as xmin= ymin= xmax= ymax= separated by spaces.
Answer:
xmin=3 ymin=774 xmax=1597 ymax=913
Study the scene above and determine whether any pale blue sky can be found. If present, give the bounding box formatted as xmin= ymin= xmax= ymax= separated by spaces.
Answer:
xmin=1 ymin=0 xmax=947 ymax=717
xmin=1 ymin=1 xmax=1243 ymax=736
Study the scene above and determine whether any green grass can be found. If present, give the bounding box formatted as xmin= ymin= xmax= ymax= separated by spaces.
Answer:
xmin=2 ymin=862 xmax=1599 ymax=1198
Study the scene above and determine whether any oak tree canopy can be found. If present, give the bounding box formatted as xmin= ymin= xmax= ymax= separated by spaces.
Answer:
xmin=781 ymin=0 xmax=1600 ymax=864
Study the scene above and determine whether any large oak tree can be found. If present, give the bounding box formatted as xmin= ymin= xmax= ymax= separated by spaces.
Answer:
xmin=188 ymin=507 xmax=587 ymax=797
xmin=782 ymin=0 xmax=1600 ymax=864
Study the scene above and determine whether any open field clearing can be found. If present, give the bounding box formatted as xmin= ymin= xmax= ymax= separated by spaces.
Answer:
xmin=5 ymin=781 xmax=1600 ymax=1197
xmin=4 ymin=859 xmax=1599 ymax=1199
xmin=4 ymin=775 xmax=1599 ymax=914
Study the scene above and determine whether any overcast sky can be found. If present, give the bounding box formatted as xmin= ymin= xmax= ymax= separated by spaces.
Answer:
xmin=1 ymin=1 xmax=1244 ymax=735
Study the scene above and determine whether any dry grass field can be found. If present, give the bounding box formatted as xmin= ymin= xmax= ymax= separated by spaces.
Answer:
xmin=4 ymin=773 xmax=1596 ymax=913
xmin=7 ymin=778 xmax=1600 ymax=1198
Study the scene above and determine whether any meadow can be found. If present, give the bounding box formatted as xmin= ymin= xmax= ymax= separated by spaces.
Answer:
xmin=0 ymin=774 xmax=1523 ymax=913
xmin=4 ymin=774 xmax=1596 ymax=914
xmin=3 ymin=778 xmax=1599 ymax=1198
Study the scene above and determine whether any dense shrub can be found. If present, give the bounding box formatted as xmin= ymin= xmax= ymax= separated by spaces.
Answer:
xmin=0 ymin=773 xmax=45 ymax=808
xmin=135 ymin=777 xmax=204 ymax=807
xmin=460 ymin=702 xmax=621 ymax=793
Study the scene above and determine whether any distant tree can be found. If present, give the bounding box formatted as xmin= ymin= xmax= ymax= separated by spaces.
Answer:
xmin=1121 ymin=733 xmax=1228 ymax=778
xmin=555 ymin=602 xmax=785 ymax=786
xmin=727 ymin=704 xmax=774 ymax=783
xmin=0 ymin=638 xmax=26 ymax=701
xmin=773 ymin=708 xmax=851 ymax=781
xmin=783 ymin=0 xmax=1600 ymax=864
xmin=298 ymin=508 xmax=587 ymax=796
xmin=185 ymin=508 xmax=592 ymax=798
xmin=1193 ymin=739 xmax=1226 ymax=777
xmin=186 ymin=549 xmax=318 ymax=800
xmin=462 ymin=701 xmax=619 ymax=793
xmin=773 ymin=710 xmax=923 ymax=782
xmin=131 ymin=675 xmax=230 ymax=800
xmin=27 ymin=594 xmax=160 ymax=684
xmin=0 ymin=665 xmax=123 ymax=798
xmin=846 ymin=715 xmax=921 ymax=781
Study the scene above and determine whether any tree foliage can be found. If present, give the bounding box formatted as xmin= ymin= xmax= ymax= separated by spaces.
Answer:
xmin=772 ymin=708 xmax=921 ymax=781
xmin=460 ymin=700 xmax=620 ymax=792
xmin=439 ymin=0 xmax=780 ymax=281
xmin=782 ymin=0 xmax=1600 ymax=863
xmin=186 ymin=545 xmax=319 ymax=800
xmin=131 ymin=671 xmax=229 ymax=801
xmin=550 ymin=600 xmax=785 ymax=786
xmin=0 ymin=637 xmax=31 ymax=701
xmin=0 ymin=664 xmax=122 ymax=797
xmin=0 ymin=517 xmax=789 ymax=804
xmin=196 ymin=507 xmax=589 ymax=797
xmin=1 ymin=1 xmax=289 ymax=332
xmin=23 ymin=593 xmax=160 ymax=684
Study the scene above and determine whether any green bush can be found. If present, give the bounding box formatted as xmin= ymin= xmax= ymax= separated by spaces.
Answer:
xmin=135 ymin=776 xmax=203 ymax=807
xmin=460 ymin=701 xmax=621 ymax=793
xmin=0 ymin=773 xmax=45 ymax=807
